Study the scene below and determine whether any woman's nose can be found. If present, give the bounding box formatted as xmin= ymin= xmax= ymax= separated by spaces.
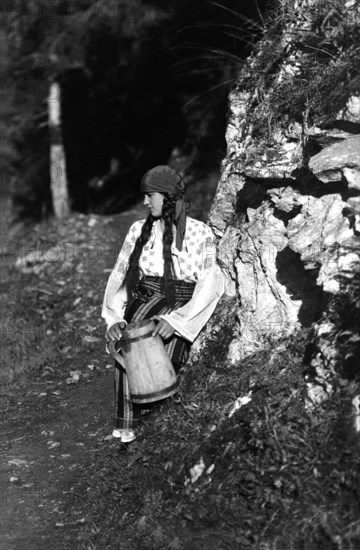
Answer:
xmin=143 ymin=195 xmax=149 ymax=206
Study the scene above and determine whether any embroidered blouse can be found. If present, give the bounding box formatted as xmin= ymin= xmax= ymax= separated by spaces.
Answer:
xmin=102 ymin=216 xmax=225 ymax=342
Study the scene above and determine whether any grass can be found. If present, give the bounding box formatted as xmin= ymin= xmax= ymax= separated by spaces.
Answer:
xmin=0 ymin=212 xmax=115 ymax=391
xmin=66 ymin=309 xmax=360 ymax=550
xmin=1 ymin=202 xmax=359 ymax=549
xmin=237 ymin=0 xmax=360 ymax=140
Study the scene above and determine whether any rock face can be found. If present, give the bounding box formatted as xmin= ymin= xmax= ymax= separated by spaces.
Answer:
xmin=209 ymin=1 xmax=360 ymax=382
xmin=210 ymin=114 xmax=360 ymax=361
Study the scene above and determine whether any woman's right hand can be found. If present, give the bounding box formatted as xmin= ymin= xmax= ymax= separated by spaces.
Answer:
xmin=106 ymin=321 xmax=127 ymax=342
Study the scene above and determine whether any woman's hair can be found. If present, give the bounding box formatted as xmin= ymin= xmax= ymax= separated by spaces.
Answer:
xmin=124 ymin=194 xmax=176 ymax=306
xmin=161 ymin=194 xmax=176 ymax=305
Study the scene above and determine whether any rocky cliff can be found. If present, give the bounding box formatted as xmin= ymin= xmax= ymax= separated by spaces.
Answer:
xmin=208 ymin=0 xmax=360 ymax=402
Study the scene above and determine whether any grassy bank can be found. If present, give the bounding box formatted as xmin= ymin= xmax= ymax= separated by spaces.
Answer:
xmin=66 ymin=311 xmax=360 ymax=550
xmin=1 ymin=196 xmax=359 ymax=549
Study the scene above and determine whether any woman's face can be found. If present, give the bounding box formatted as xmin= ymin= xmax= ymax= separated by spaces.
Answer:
xmin=143 ymin=192 xmax=164 ymax=217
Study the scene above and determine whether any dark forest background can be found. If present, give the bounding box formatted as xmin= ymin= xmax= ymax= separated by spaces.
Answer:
xmin=1 ymin=0 xmax=268 ymax=220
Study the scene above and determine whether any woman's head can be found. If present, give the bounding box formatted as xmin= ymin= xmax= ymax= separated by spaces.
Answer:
xmin=143 ymin=192 xmax=164 ymax=218
xmin=141 ymin=165 xmax=184 ymax=198
xmin=141 ymin=165 xmax=186 ymax=252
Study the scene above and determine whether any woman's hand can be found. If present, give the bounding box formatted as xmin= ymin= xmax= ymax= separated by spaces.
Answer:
xmin=106 ymin=321 xmax=127 ymax=342
xmin=152 ymin=317 xmax=176 ymax=339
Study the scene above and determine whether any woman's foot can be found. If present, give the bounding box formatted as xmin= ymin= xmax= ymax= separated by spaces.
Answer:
xmin=112 ymin=429 xmax=136 ymax=443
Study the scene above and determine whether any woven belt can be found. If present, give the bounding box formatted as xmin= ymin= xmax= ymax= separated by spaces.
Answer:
xmin=133 ymin=276 xmax=195 ymax=302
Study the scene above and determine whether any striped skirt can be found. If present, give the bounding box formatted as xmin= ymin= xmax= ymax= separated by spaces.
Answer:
xmin=114 ymin=276 xmax=195 ymax=430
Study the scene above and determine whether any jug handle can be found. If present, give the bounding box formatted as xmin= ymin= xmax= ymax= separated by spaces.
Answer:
xmin=106 ymin=340 xmax=125 ymax=368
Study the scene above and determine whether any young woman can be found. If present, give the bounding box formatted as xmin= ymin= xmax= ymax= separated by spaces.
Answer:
xmin=102 ymin=165 xmax=225 ymax=442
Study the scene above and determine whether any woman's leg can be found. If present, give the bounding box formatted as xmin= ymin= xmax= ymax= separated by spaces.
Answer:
xmin=164 ymin=334 xmax=190 ymax=375
xmin=114 ymin=361 xmax=133 ymax=430
xmin=113 ymin=360 xmax=150 ymax=431
xmin=112 ymin=291 xmax=191 ymax=434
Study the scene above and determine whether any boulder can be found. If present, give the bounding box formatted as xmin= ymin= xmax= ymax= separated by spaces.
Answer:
xmin=309 ymin=135 xmax=360 ymax=186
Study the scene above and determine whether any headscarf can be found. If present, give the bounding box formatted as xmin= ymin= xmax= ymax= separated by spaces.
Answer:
xmin=141 ymin=165 xmax=186 ymax=251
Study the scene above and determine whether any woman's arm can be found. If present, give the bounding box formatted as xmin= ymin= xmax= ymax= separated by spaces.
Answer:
xmin=101 ymin=220 xmax=144 ymax=327
xmin=160 ymin=227 xmax=226 ymax=342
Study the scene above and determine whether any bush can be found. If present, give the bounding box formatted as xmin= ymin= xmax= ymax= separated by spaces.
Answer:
xmin=238 ymin=0 xmax=360 ymax=138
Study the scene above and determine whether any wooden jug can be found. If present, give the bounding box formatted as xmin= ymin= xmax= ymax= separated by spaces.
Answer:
xmin=108 ymin=319 xmax=178 ymax=404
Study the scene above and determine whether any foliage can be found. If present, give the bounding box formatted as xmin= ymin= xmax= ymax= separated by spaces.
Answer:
xmin=3 ymin=0 xmax=268 ymax=220
xmin=4 ymin=0 xmax=179 ymax=218
xmin=168 ymin=0 xmax=268 ymax=171
xmin=322 ymin=273 xmax=360 ymax=381
xmin=238 ymin=0 xmax=360 ymax=139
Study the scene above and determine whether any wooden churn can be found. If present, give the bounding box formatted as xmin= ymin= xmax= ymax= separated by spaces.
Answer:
xmin=108 ymin=319 xmax=178 ymax=404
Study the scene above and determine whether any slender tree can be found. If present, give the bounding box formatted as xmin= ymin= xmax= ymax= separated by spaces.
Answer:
xmin=48 ymin=80 xmax=70 ymax=218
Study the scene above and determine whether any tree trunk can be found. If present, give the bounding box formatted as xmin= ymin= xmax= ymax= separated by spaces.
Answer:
xmin=48 ymin=81 xmax=70 ymax=218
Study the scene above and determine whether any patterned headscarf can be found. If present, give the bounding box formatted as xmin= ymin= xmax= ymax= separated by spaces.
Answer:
xmin=141 ymin=165 xmax=186 ymax=251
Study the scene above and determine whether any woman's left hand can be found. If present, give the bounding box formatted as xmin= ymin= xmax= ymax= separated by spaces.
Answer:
xmin=152 ymin=317 xmax=176 ymax=339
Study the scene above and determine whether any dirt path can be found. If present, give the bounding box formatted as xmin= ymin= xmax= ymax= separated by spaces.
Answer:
xmin=0 ymin=371 xmax=113 ymax=550
xmin=0 ymin=174 xmax=220 ymax=549
xmin=0 ymin=202 xmax=147 ymax=550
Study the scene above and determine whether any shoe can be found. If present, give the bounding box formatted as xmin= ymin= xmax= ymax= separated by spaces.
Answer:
xmin=112 ymin=429 xmax=136 ymax=443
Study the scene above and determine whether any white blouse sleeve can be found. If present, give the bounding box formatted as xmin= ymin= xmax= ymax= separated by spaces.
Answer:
xmin=101 ymin=220 xmax=143 ymax=327
xmin=161 ymin=226 xmax=226 ymax=342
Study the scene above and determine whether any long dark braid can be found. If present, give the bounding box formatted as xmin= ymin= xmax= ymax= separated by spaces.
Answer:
xmin=161 ymin=194 xmax=176 ymax=306
xmin=124 ymin=194 xmax=177 ymax=306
